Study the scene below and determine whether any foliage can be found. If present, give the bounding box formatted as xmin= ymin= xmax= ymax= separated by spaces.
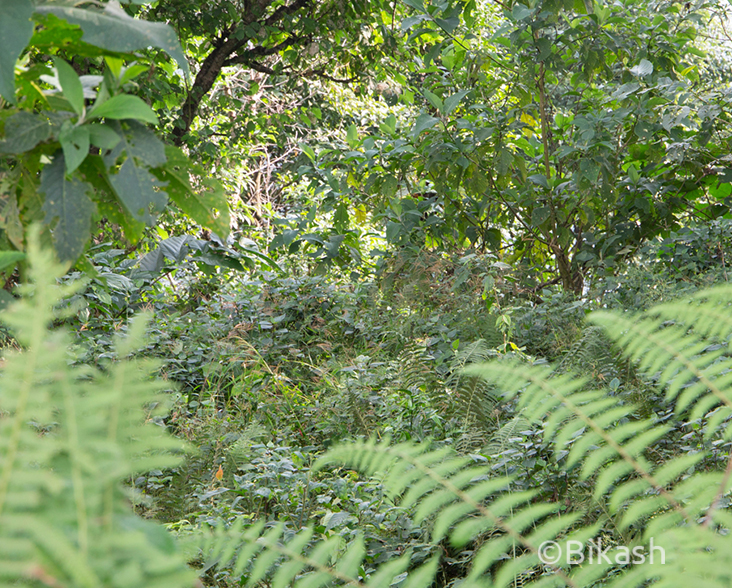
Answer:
xmin=6 ymin=0 xmax=732 ymax=587
xmin=291 ymin=0 xmax=732 ymax=293
xmin=172 ymin=281 xmax=732 ymax=588
xmin=0 ymin=0 xmax=229 ymax=271
xmin=0 ymin=229 xmax=195 ymax=588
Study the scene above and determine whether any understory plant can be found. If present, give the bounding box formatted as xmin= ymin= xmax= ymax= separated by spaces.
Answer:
xmin=5 ymin=235 xmax=732 ymax=587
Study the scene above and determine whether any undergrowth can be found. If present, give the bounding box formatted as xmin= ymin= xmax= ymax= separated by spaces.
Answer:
xmin=5 ymin=233 xmax=732 ymax=587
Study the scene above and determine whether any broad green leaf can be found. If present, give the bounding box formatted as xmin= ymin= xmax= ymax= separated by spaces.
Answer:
xmin=401 ymin=14 xmax=428 ymax=30
xmin=193 ymin=249 xmax=244 ymax=271
xmin=53 ymin=57 xmax=85 ymax=116
xmin=299 ymin=142 xmax=316 ymax=161
xmin=104 ymin=56 xmax=124 ymax=78
xmin=0 ymin=250 xmax=25 ymax=272
xmin=528 ymin=173 xmax=549 ymax=189
xmin=496 ymin=147 xmax=513 ymax=177
xmin=443 ymin=90 xmax=470 ymax=115
xmin=0 ymin=191 xmax=24 ymax=250
xmin=512 ymin=4 xmax=533 ymax=20
xmin=435 ymin=17 xmax=459 ymax=33
xmin=35 ymin=2 xmax=190 ymax=76
xmin=531 ymin=206 xmax=551 ymax=227
xmin=88 ymin=94 xmax=158 ymax=124
xmin=119 ymin=63 xmax=148 ymax=85
xmin=423 ymin=89 xmax=443 ymax=111
xmin=325 ymin=234 xmax=345 ymax=259
xmin=380 ymin=114 xmax=397 ymax=135
xmin=40 ymin=154 xmax=95 ymax=261
xmin=402 ymin=0 xmax=425 ymax=10
xmin=113 ymin=120 xmax=166 ymax=167
xmin=386 ymin=220 xmax=402 ymax=242
xmin=334 ymin=202 xmax=349 ymax=232
xmin=412 ymin=113 xmax=439 ymax=137
xmin=0 ymin=288 xmax=14 ymax=310
xmin=0 ymin=112 xmax=52 ymax=153
xmin=237 ymin=246 xmax=283 ymax=273
xmin=536 ymin=37 xmax=552 ymax=61
xmin=346 ymin=124 xmax=359 ymax=148
xmin=88 ymin=123 xmax=121 ymax=150
xmin=78 ymin=154 xmax=146 ymax=241
xmin=59 ymin=124 xmax=90 ymax=174
xmin=0 ymin=0 xmax=34 ymax=103
xmin=151 ymin=145 xmax=230 ymax=238
xmin=103 ymin=122 xmax=167 ymax=224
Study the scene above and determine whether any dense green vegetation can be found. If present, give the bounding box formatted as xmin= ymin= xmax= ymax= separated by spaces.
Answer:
xmin=4 ymin=0 xmax=732 ymax=587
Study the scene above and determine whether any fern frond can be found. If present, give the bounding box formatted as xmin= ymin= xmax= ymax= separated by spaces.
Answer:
xmin=464 ymin=361 xmax=694 ymax=523
xmin=591 ymin=296 xmax=732 ymax=440
xmin=185 ymin=517 xmax=424 ymax=587
xmin=483 ymin=415 xmax=533 ymax=456
xmin=0 ymin=230 xmax=195 ymax=588
xmin=316 ymin=439 xmax=585 ymax=588
xmin=446 ymin=339 xmax=500 ymax=431
xmin=557 ymin=325 xmax=622 ymax=383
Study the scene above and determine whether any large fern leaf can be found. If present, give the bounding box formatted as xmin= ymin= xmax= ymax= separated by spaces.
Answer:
xmin=0 ymin=230 xmax=195 ymax=588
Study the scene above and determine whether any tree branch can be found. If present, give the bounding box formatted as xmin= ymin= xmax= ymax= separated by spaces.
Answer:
xmin=171 ymin=0 xmax=314 ymax=143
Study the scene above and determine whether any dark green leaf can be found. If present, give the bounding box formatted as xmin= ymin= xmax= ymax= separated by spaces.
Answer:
xmin=423 ymin=89 xmax=443 ymax=111
xmin=402 ymin=0 xmax=425 ymax=10
xmin=0 ymin=289 xmax=15 ymax=310
xmin=325 ymin=234 xmax=345 ymax=258
xmin=386 ymin=221 xmax=402 ymax=242
xmin=536 ymin=37 xmax=552 ymax=61
xmin=528 ymin=174 xmax=549 ymax=189
xmin=0 ymin=112 xmax=52 ymax=153
xmin=401 ymin=15 xmax=428 ymax=30
xmin=104 ymin=122 xmax=167 ymax=224
xmin=497 ymin=148 xmax=513 ymax=177
xmin=59 ymin=124 xmax=90 ymax=174
xmin=114 ymin=120 xmax=166 ymax=167
xmin=35 ymin=2 xmax=190 ymax=76
xmin=300 ymin=143 xmax=316 ymax=161
xmin=0 ymin=0 xmax=33 ymax=103
xmin=512 ymin=4 xmax=533 ymax=20
xmin=346 ymin=124 xmax=359 ymax=148
xmin=193 ymin=249 xmax=244 ymax=271
xmin=106 ymin=154 xmax=165 ymax=225
xmin=334 ymin=203 xmax=349 ymax=232
xmin=137 ymin=246 xmax=165 ymax=273
xmin=435 ymin=17 xmax=459 ymax=33
xmin=531 ymin=206 xmax=551 ymax=227
xmin=443 ymin=90 xmax=470 ymax=115
xmin=78 ymin=154 xmax=146 ymax=241
xmin=412 ymin=113 xmax=440 ymax=137
xmin=630 ymin=59 xmax=653 ymax=77
xmin=88 ymin=123 xmax=121 ymax=150
xmin=40 ymin=154 xmax=95 ymax=261
xmin=89 ymin=94 xmax=158 ymax=124
xmin=237 ymin=246 xmax=283 ymax=273
xmin=379 ymin=114 xmax=397 ymax=135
